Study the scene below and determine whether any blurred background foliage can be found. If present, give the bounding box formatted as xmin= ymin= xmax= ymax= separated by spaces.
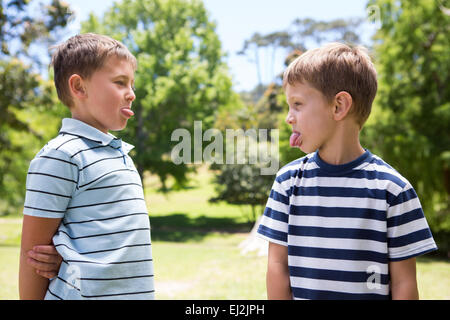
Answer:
xmin=0 ymin=0 xmax=448 ymax=255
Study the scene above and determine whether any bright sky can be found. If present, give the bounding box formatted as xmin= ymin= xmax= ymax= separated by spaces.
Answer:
xmin=63 ymin=0 xmax=377 ymax=91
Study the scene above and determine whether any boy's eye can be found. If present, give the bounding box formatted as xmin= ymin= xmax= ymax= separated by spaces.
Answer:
xmin=115 ymin=81 xmax=125 ymax=86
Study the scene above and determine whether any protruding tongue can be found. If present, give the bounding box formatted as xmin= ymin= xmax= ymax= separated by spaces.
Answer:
xmin=289 ymin=132 xmax=301 ymax=147
xmin=121 ymin=108 xmax=134 ymax=118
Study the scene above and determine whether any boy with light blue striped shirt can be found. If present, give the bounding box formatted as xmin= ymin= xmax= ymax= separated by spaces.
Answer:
xmin=19 ymin=33 xmax=155 ymax=299
xmin=257 ymin=43 xmax=437 ymax=300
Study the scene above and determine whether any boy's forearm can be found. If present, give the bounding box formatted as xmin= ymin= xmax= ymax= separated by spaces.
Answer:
xmin=267 ymin=262 xmax=292 ymax=299
xmin=19 ymin=215 xmax=62 ymax=300
xmin=267 ymin=242 xmax=291 ymax=299
xmin=390 ymin=280 xmax=419 ymax=300
xmin=389 ymin=258 xmax=419 ymax=300
xmin=19 ymin=250 xmax=49 ymax=299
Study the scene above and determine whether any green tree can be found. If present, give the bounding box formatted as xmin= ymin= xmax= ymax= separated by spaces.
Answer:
xmin=210 ymin=162 xmax=273 ymax=223
xmin=363 ymin=0 xmax=450 ymax=253
xmin=81 ymin=0 xmax=237 ymax=191
xmin=290 ymin=17 xmax=363 ymax=47
xmin=238 ymin=17 xmax=364 ymax=97
xmin=0 ymin=0 xmax=72 ymax=214
xmin=209 ymin=133 xmax=278 ymax=223
xmin=238 ymin=31 xmax=292 ymax=88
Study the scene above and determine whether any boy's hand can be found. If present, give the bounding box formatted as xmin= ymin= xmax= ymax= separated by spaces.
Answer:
xmin=26 ymin=245 xmax=62 ymax=279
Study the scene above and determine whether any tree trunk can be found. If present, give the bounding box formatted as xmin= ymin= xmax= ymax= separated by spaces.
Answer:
xmin=135 ymin=103 xmax=146 ymax=185
xmin=254 ymin=47 xmax=262 ymax=87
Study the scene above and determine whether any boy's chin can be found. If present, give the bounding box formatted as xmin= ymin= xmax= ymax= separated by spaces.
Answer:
xmin=298 ymin=144 xmax=314 ymax=154
xmin=110 ymin=121 xmax=129 ymax=132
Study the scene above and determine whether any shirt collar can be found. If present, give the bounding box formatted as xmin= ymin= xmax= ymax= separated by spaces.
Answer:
xmin=59 ymin=118 xmax=134 ymax=154
xmin=313 ymin=149 xmax=372 ymax=174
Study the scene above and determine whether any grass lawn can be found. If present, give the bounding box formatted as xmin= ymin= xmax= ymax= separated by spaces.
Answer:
xmin=153 ymin=233 xmax=266 ymax=299
xmin=1 ymin=167 xmax=449 ymax=300
xmin=0 ymin=219 xmax=266 ymax=300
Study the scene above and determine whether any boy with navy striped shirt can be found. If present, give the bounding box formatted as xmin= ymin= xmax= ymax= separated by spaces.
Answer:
xmin=257 ymin=43 xmax=437 ymax=300
xmin=19 ymin=34 xmax=154 ymax=299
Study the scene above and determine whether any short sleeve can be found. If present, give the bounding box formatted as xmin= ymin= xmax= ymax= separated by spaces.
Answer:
xmin=23 ymin=148 xmax=78 ymax=219
xmin=257 ymin=175 xmax=290 ymax=246
xmin=387 ymin=183 xmax=437 ymax=261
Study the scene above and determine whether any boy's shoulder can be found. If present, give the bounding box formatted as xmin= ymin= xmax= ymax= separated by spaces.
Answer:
xmin=361 ymin=152 xmax=411 ymax=191
xmin=34 ymin=131 xmax=96 ymax=166
xmin=274 ymin=151 xmax=412 ymax=196
xmin=275 ymin=152 xmax=316 ymax=181
xmin=27 ymin=134 xmax=81 ymax=185
xmin=38 ymin=133 xmax=83 ymax=158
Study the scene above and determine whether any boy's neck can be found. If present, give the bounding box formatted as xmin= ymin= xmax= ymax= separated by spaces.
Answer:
xmin=317 ymin=122 xmax=365 ymax=165
xmin=70 ymin=105 xmax=109 ymax=134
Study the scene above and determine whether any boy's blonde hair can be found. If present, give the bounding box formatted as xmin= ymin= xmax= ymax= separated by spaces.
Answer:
xmin=50 ymin=33 xmax=137 ymax=108
xmin=283 ymin=42 xmax=377 ymax=127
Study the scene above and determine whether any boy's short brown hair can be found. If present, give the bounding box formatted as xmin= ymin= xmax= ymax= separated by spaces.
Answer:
xmin=283 ymin=42 xmax=377 ymax=127
xmin=50 ymin=33 xmax=137 ymax=108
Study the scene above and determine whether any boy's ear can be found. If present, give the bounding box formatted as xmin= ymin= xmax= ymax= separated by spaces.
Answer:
xmin=333 ymin=91 xmax=353 ymax=121
xmin=68 ymin=74 xmax=87 ymax=99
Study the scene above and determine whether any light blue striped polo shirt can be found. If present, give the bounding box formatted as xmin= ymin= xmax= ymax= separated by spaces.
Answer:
xmin=24 ymin=118 xmax=154 ymax=300
xmin=257 ymin=150 xmax=437 ymax=300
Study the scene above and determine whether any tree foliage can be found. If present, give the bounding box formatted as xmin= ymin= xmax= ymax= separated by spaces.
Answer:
xmin=238 ymin=17 xmax=364 ymax=91
xmin=0 ymin=0 xmax=71 ymax=58
xmin=81 ymin=0 xmax=237 ymax=191
xmin=0 ymin=0 xmax=72 ymax=214
xmin=210 ymin=160 xmax=274 ymax=223
xmin=362 ymin=0 xmax=450 ymax=251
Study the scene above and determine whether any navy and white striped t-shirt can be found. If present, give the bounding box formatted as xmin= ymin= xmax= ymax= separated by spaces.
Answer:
xmin=24 ymin=118 xmax=154 ymax=300
xmin=257 ymin=150 xmax=437 ymax=300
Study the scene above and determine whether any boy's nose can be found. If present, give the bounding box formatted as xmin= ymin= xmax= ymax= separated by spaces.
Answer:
xmin=285 ymin=112 xmax=295 ymax=125
xmin=126 ymin=88 xmax=136 ymax=102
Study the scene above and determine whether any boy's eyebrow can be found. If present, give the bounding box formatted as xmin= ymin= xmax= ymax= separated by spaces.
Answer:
xmin=112 ymin=74 xmax=135 ymax=82
xmin=287 ymin=94 xmax=303 ymax=102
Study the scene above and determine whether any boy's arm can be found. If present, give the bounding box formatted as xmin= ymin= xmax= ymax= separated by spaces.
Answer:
xmin=267 ymin=242 xmax=292 ymax=300
xmin=19 ymin=215 xmax=62 ymax=299
xmin=389 ymin=257 xmax=419 ymax=300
